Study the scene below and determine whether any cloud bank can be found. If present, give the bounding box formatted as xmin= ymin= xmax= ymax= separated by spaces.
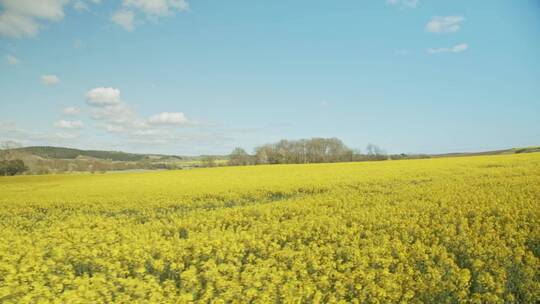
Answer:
xmin=0 ymin=0 xmax=69 ymax=38
xmin=112 ymin=0 xmax=190 ymax=31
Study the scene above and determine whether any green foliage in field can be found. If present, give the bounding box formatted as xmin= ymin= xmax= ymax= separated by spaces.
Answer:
xmin=0 ymin=154 xmax=539 ymax=303
xmin=0 ymin=159 xmax=27 ymax=176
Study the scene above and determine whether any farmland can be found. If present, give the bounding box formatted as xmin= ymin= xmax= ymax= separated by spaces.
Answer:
xmin=0 ymin=153 xmax=539 ymax=303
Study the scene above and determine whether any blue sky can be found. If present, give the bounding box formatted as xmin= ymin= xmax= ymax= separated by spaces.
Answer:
xmin=1 ymin=0 xmax=539 ymax=155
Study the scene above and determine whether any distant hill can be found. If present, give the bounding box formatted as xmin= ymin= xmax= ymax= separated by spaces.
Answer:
xmin=431 ymin=146 xmax=540 ymax=158
xmin=2 ymin=146 xmax=196 ymax=174
xmin=13 ymin=146 xmax=180 ymax=161
xmin=12 ymin=145 xmax=540 ymax=162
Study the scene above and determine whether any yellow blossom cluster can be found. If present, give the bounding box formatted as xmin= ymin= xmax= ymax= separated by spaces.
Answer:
xmin=0 ymin=153 xmax=539 ymax=303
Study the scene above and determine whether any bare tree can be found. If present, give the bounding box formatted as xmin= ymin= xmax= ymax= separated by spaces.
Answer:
xmin=366 ymin=143 xmax=386 ymax=156
xmin=255 ymin=145 xmax=271 ymax=164
xmin=229 ymin=147 xmax=253 ymax=166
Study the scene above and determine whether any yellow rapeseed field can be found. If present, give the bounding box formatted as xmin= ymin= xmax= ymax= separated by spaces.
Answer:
xmin=0 ymin=153 xmax=539 ymax=303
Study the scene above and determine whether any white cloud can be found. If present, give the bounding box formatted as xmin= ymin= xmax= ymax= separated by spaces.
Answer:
xmin=54 ymin=120 xmax=84 ymax=129
xmin=387 ymin=0 xmax=419 ymax=8
xmin=112 ymin=0 xmax=189 ymax=31
xmin=426 ymin=16 xmax=464 ymax=33
xmin=41 ymin=74 xmax=60 ymax=85
xmin=112 ymin=10 xmax=135 ymax=31
xmin=452 ymin=43 xmax=468 ymax=52
xmin=148 ymin=112 xmax=188 ymax=125
xmin=86 ymin=87 xmax=121 ymax=106
xmin=0 ymin=0 xmax=69 ymax=38
xmin=427 ymin=43 xmax=468 ymax=54
xmin=63 ymin=107 xmax=81 ymax=116
xmin=6 ymin=54 xmax=18 ymax=65
xmin=73 ymin=0 xmax=101 ymax=12
xmin=85 ymin=87 xmax=142 ymax=130
xmin=123 ymin=0 xmax=189 ymax=16
xmin=0 ymin=0 xmax=189 ymax=36
xmin=86 ymin=87 xmax=137 ymax=126
xmin=73 ymin=1 xmax=88 ymax=12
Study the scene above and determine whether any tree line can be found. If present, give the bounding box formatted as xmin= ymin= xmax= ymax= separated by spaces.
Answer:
xmin=222 ymin=138 xmax=413 ymax=167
